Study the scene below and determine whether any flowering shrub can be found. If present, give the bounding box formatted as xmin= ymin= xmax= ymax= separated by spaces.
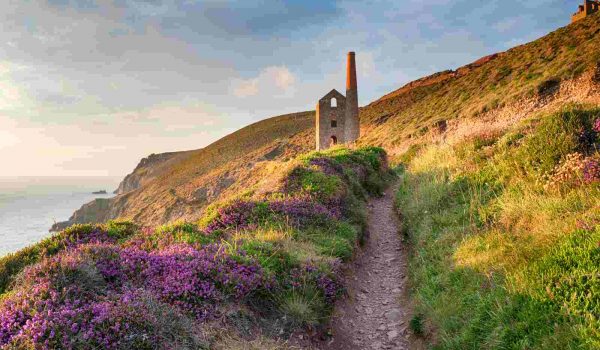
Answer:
xmin=204 ymin=197 xmax=341 ymax=235
xmin=593 ymin=118 xmax=600 ymax=133
xmin=268 ymin=196 xmax=341 ymax=226
xmin=283 ymin=263 xmax=343 ymax=304
xmin=0 ymin=147 xmax=389 ymax=346
xmin=544 ymin=153 xmax=600 ymax=191
xmin=1 ymin=287 xmax=205 ymax=349
xmin=308 ymin=157 xmax=344 ymax=176
xmin=583 ymin=158 xmax=600 ymax=183
xmin=0 ymin=243 xmax=266 ymax=348
xmin=204 ymin=200 xmax=260 ymax=234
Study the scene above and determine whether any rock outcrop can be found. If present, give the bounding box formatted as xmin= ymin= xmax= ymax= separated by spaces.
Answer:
xmin=114 ymin=151 xmax=194 ymax=195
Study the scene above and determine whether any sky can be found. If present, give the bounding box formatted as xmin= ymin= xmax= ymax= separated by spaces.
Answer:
xmin=0 ymin=0 xmax=575 ymax=177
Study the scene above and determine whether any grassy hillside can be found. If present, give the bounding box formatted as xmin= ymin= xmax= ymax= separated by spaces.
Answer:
xmin=359 ymin=13 xmax=600 ymax=157
xmin=58 ymin=14 xmax=600 ymax=232
xmin=56 ymin=112 xmax=315 ymax=229
xmin=0 ymin=147 xmax=392 ymax=348
xmin=396 ymin=107 xmax=600 ymax=349
xmin=3 ymin=11 xmax=600 ymax=350
xmin=386 ymin=14 xmax=600 ymax=350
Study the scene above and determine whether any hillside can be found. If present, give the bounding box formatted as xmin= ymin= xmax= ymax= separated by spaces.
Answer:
xmin=1 ymin=10 xmax=600 ymax=350
xmin=359 ymin=13 xmax=600 ymax=156
xmin=396 ymin=106 xmax=600 ymax=349
xmin=113 ymin=150 xmax=196 ymax=195
xmin=0 ymin=147 xmax=393 ymax=349
xmin=55 ymin=13 xmax=600 ymax=232
xmin=53 ymin=112 xmax=314 ymax=230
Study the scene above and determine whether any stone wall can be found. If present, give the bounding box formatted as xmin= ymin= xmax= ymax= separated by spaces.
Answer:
xmin=572 ymin=1 xmax=599 ymax=23
xmin=316 ymin=89 xmax=347 ymax=150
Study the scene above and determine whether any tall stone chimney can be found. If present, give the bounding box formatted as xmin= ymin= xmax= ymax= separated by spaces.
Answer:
xmin=345 ymin=52 xmax=360 ymax=142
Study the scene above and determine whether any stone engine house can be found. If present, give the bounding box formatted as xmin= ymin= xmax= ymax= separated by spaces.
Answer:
xmin=316 ymin=52 xmax=360 ymax=150
xmin=572 ymin=0 xmax=599 ymax=23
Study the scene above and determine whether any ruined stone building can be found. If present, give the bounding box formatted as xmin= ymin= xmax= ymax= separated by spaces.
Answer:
xmin=315 ymin=52 xmax=360 ymax=150
xmin=572 ymin=0 xmax=599 ymax=23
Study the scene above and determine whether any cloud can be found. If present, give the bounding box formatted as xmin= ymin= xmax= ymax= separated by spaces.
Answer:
xmin=0 ymin=0 xmax=574 ymax=176
xmin=233 ymin=66 xmax=296 ymax=98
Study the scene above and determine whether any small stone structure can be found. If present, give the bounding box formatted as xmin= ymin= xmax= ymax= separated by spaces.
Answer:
xmin=315 ymin=52 xmax=360 ymax=150
xmin=572 ymin=0 xmax=599 ymax=23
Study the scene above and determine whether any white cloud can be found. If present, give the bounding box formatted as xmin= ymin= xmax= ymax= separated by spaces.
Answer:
xmin=233 ymin=66 xmax=296 ymax=98
xmin=233 ymin=79 xmax=259 ymax=97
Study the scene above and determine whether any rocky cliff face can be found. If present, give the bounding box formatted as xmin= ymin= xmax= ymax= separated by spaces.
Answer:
xmin=113 ymin=151 xmax=194 ymax=195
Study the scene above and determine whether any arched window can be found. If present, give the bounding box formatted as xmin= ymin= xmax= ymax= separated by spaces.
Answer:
xmin=330 ymin=135 xmax=338 ymax=146
xmin=331 ymin=97 xmax=337 ymax=107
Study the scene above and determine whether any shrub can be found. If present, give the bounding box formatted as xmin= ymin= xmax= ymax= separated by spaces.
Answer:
xmin=583 ymin=158 xmax=600 ymax=183
xmin=0 ymin=146 xmax=391 ymax=346
xmin=284 ymin=167 xmax=343 ymax=202
xmin=515 ymin=108 xmax=598 ymax=177
xmin=0 ymin=223 xmax=134 ymax=294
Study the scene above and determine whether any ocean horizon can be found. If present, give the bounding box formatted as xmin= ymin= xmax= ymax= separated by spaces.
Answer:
xmin=0 ymin=176 xmax=122 ymax=257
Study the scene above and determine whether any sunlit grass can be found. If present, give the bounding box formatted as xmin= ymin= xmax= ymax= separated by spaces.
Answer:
xmin=396 ymin=107 xmax=600 ymax=349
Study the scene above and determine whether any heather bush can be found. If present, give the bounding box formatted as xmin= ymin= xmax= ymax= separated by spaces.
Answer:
xmin=543 ymin=152 xmax=600 ymax=191
xmin=593 ymin=118 xmax=600 ymax=133
xmin=275 ymin=263 xmax=343 ymax=329
xmin=201 ymin=197 xmax=340 ymax=236
xmin=583 ymin=157 xmax=600 ymax=183
xmin=1 ymin=288 xmax=207 ymax=349
xmin=0 ymin=221 xmax=139 ymax=294
xmin=0 ymin=242 xmax=267 ymax=348
xmin=0 ymin=147 xmax=390 ymax=346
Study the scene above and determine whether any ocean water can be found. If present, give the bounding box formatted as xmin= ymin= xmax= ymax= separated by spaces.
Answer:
xmin=0 ymin=177 xmax=122 ymax=257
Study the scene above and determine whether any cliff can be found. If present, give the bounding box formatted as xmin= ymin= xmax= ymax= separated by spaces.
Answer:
xmin=56 ymin=12 xmax=600 ymax=231
xmin=51 ymin=111 xmax=314 ymax=230
xmin=113 ymin=151 xmax=195 ymax=195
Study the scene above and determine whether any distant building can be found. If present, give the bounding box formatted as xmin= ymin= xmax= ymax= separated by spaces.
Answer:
xmin=315 ymin=52 xmax=360 ymax=151
xmin=572 ymin=0 xmax=599 ymax=23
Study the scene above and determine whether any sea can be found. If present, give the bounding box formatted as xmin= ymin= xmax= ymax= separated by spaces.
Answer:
xmin=0 ymin=177 xmax=122 ymax=257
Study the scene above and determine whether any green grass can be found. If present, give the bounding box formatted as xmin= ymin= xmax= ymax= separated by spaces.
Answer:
xmin=395 ymin=107 xmax=600 ymax=349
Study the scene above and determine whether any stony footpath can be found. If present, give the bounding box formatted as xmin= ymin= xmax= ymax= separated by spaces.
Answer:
xmin=323 ymin=184 xmax=417 ymax=350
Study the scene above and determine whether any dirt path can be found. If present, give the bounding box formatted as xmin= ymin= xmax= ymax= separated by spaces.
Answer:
xmin=322 ymin=184 xmax=418 ymax=350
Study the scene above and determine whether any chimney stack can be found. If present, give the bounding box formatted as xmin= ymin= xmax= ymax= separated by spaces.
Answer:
xmin=345 ymin=52 xmax=360 ymax=142
xmin=346 ymin=52 xmax=357 ymax=91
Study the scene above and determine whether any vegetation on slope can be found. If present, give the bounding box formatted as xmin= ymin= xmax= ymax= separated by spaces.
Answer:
xmin=54 ymin=13 xmax=600 ymax=232
xmin=4 ymin=10 xmax=600 ymax=350
xmin=395 ymin=107 xmax=600 ymax=349
xmin=55 ymin=111 xmax=315 ymax=229
xmin=359 ymin=13 xmax=600 ymax=154
xmin=0 ymin=147 xmax=392 ymax=349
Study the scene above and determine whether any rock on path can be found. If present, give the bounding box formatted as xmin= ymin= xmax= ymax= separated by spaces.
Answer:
xmin=323 ymin=184 xmax=412 ymax=350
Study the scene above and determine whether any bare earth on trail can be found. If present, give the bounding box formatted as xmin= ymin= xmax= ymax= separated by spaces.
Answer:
xmin=323 ymin=184 xmax=421 ymax=350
